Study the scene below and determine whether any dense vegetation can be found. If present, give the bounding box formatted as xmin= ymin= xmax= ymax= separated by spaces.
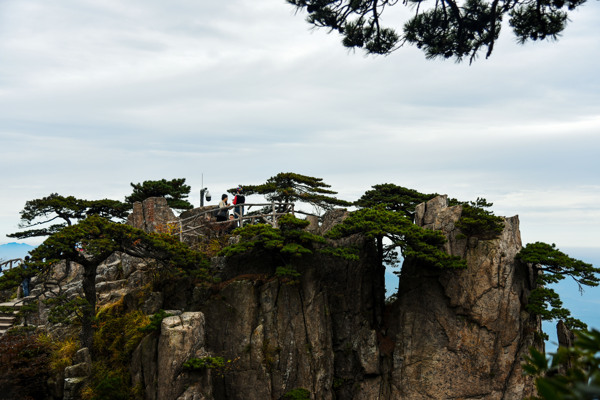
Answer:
xmin=0 ymin=328 xmax=53 ymax=399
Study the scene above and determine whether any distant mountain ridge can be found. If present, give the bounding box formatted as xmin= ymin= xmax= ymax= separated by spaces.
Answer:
xmin=0 ymin=242 xmax=35 ymax=260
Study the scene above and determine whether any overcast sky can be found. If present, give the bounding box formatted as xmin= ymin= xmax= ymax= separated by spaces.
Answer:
xmin=1 ymin=0 xmax=599 ymax=255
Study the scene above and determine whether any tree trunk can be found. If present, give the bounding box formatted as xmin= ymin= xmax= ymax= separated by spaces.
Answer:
xmin=81 ymin=262 xmax=97 ymax=353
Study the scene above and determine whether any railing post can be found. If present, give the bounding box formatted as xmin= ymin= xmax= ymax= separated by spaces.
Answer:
xmin=272 ymin=202 xmax=277 ymax=228
xmin=179 ymin=220 xmax=183 ymax=242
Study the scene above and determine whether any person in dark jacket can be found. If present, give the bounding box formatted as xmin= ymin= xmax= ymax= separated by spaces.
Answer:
xmin=233 ymin=186 xmax=245 ymax=226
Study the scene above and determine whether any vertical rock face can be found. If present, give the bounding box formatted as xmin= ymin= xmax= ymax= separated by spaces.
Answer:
xmin=157 ymin=313 xmax=208 ymax=400
xmin=131 ymin=312 xmax=212 ymax=400
xmin=193 ymin=237 xmax=381 ymax=400
xmin=389 ymin=195 xmax=539 ymax=399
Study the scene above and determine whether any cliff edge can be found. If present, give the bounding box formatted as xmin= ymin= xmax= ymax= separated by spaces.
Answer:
xmin=22 ymin=196 xmax=540 ymax=399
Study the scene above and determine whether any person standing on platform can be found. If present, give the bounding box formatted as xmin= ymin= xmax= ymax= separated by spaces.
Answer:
xmin=217 ymin=194 xmax=230 ymax=222
xmin=233 ymin=186 xmax=245 ymax=226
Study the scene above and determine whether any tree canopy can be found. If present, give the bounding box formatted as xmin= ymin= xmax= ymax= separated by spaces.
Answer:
xmin=125 ymin=178 xmax=193 ymax=212
xmin=517 ymin=242 xmax=600 ymax=330
xmin=219 ymin=214 xmax=329 ymax=284
xmin=8 ymin=193 xmax=129 ymax=240
xmin=326 ymin=206 xmax=466 ymax=270
xmin=287 ymin=0 xmax=586 ymax=62
xmin=220 ymin=214 xmax=326 ymax=259
xmin=349 ymin=184 xmax=504 ymax=273
xmin=355 ymin=183 xmax=437 ymax=219
xmin=240 ymin=172 xmax=351 ymax=213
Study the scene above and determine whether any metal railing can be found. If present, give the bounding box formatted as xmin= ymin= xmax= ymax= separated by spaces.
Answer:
xmin=0 ymin=258 xmax=23 ymax=274
xmin=169 ymin=202 xmax=295 ymax=241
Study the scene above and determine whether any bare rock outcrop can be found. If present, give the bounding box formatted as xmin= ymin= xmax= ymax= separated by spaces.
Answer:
xmin=127 ymin=197 xmax=177 ymax=233
xmin=389 ymin=195 xmax=539 ymax=399
xmin=131 ymin=311 xmax=213 ymax=400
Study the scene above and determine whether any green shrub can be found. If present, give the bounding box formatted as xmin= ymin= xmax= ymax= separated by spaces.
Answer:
xmin=82 ymin=363 xmax=129 ymax=400
xmin=275 ymin=266 xmax=301 ymax=285
xmin=138 ymin=309 xmax=172 ymax=334
xmin=37 ymin=333 xmax=79 ymax=374
xmin=282 ymin=388 xmax=311 ymax=400
xmin=183 ymin=356 xmax=225 ymax=371
xmin=94 ymin=302 xmax=150 ymax=362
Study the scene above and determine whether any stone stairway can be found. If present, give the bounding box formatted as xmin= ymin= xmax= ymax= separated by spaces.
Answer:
xmin=0 ymin=299 xmax=23 ymax=335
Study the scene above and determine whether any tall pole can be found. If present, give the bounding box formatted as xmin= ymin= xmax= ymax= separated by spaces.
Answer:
xmin=200 ymin=173 xmax=204 ymax=207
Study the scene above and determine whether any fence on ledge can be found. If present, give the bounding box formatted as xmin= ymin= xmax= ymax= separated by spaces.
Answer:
xmin=169 ymin=202 xmax=295 ymax=241
xmin=0 ymin=258 xmax=23 ymax=274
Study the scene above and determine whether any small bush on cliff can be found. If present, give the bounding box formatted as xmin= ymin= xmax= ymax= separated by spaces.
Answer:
xmin=183 ymin=356 xmax=226 ymax=370
xmin=138 ymin=309 xmax=173 ymax=334
xmin=94 ymin=301 xmax=150 ymax=364
xmin=517 ymin=242 xmax=600 ymax=331
xmin=220 ymin=214 xmax=325 ymax=256
xmin=37 ymin=333 xmax=79 ymax=374
xmin=125 ymin=178 xmax=194 ymax=212
xmin=183 ymin=355 xmax=239 ymax=378
xmin=282 ymin=388 xmax=311 ymax=400
xmin=276 ymin=266 xmax=302 ymax=285
xmin=82 ymin=363 xmax=130 ymax=400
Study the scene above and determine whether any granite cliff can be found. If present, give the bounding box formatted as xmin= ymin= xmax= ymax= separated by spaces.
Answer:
xmin=24 ymin=196 xmax=540 ymax=399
